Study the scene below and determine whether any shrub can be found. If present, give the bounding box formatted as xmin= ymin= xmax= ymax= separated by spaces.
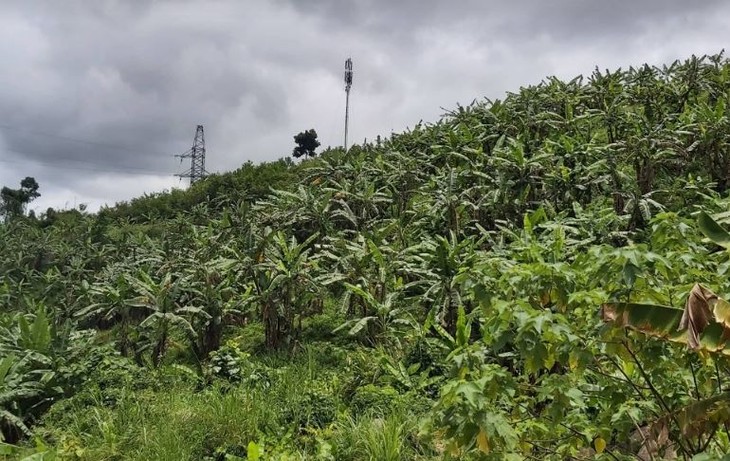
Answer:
xmin=207 ymin=341 xmax=250 ymax=383
xmin=350 ymin=384 xmax=400 ymax=417
xmin=300 ymin=309 xmax=346 ymax=343
xmin=281 ymin=386 xmax=337 ymax=430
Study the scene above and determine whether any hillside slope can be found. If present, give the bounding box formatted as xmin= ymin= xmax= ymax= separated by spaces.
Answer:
xmin=2 ymin=53 xmax=730 ymax=459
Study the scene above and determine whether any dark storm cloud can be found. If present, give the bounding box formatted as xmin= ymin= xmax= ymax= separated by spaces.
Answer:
xmin=1 ymin=1 xmax=287 ymax=168
xmin=1 ymin=0 xmax=729 ymax=212
xmin=285 ymin=0 xmax=725 ymax=41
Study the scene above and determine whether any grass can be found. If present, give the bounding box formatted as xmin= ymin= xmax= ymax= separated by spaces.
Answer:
xmin=4 ymin=312 xmax=444 ymax=460
xmin=331 ymin=412 xmax=431 ymax=461
xmin=23 ymin=335 xmax=441 ymax=461
xmin=41 ymin=381 xmax=286 ymax=460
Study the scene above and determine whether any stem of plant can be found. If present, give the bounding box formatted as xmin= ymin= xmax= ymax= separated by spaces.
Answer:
xmin=622 ymin=340 xmax=693 ymax=455
xmin=688 ymin=357 xmax=700 ymax=400
xmin=714 ymin=359 xmax=730 ymax=442
xmin=602 ymin=354 xmax=647 ymax=399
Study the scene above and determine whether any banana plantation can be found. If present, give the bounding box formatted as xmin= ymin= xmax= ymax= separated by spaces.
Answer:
xmin=4 ymin=53 xmax=730 ymax=460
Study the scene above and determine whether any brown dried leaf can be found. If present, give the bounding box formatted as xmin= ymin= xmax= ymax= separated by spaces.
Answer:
xmin=633 ymin=423 xmax=677 ymax=461
xmin=680 ymin=284 xmax=716 ymax=349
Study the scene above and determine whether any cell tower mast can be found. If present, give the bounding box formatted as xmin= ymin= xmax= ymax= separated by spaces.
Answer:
xmin=344 ymin=58 xmax=353 ymax=153
xmin=175 ymin=125 xmax=208 ymax=185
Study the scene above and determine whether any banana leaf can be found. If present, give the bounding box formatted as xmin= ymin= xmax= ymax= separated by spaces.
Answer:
xmin=698 ymin=211 xmax=730 ymax=249
xmin=601 ymin=284 xmax=730 ymax=355
xmin=634 ymin=392 xmax=730 ymax=460
xmin=662 ymin=391 xmax=730 ymax=439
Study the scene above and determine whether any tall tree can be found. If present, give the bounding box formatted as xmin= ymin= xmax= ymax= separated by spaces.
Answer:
xmin=292 ymin=129 xmax=320 ymax=159
xmin=0 ymin=177 xmax=40 ymax=219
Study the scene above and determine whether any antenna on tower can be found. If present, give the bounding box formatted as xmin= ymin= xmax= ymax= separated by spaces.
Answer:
xmin=175 ymin=125 xmax=208 ymax=185
xmin=344 ymin=57 xmax=353 ymax=153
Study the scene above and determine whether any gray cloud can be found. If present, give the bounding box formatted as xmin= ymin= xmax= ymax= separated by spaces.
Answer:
xmin=1 ymin=0 xmax=729 ymax=212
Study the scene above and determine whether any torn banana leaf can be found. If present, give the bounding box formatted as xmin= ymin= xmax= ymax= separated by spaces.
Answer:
xmin=601 ymin=284 xmax=730 ymax=355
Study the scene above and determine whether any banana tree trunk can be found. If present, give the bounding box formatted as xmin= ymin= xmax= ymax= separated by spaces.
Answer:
xmin=152 ymin=326 xmax=168 ymax=367
xmin=202 ymin=317 xmax=223 ymax=356
xmin=263 ymin=302 xmax=292 ymax=350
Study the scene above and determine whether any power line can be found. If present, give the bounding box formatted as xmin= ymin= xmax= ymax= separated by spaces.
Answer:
xmin=0 ymin=122 xmax=212 ymax=180
xmin=0 ymin=147 xmax=172 ymax=176
xmin=1 ymin=146 xmax=169 ymax=172
xmin=0 ymin=122 xmax=175 ymax=157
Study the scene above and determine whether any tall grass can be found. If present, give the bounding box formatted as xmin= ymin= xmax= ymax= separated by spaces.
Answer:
xmin=32 ymin=342 xmax=437 ymax=460
xmin=331 ymin=410 xmax=435 ymax=461
xmin=44 ymin=385 xmax=271 ymax=460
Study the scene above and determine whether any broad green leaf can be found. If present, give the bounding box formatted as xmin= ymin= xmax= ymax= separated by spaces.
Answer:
xmin=601 ymin=302 xmax=689 ymax=345
xmin=455 ymin=304 xmax=469 ymax=348
xmin=30 ymin=310 xmax=50 ymax=352
xmin=0 ymin=356 xmax=14 ymax=382
xmin=348 ymin=316 xmax=375 ymax=336
xmin=454 ymin=382 xmax=481 ymax=408
xmin=698 ymin=211 xmax=730 ymax=249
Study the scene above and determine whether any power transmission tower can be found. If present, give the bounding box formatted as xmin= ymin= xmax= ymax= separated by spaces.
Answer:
xmin=344 ymin=58 xmax=353 ymax=153
xmin=175 ymin=125 xmax=208 ymax=185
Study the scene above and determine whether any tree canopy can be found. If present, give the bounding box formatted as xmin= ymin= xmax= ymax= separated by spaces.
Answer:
xmin=0 ymin=176 xmax=40 ymax=219
xmin=292 ymin=128 xmax=320 ymax=159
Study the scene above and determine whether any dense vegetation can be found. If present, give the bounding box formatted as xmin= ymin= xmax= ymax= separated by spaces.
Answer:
xmin=3 ymin=53 xmax=730 ymax=460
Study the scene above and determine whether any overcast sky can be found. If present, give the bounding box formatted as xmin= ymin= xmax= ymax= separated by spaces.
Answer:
xmin=1 ymin=0 xmax=729 ymax=213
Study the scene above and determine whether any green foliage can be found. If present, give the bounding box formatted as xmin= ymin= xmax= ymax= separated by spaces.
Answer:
xmin=350 ymin=384 xmax=400 ymax=417
xmin=98 ymin=158 xmax=296 ymax=223
xmin=281 ymin=385 xmax=337 ymax=430
xmin=246 ymin=231 xmax=322 ymax=350
xmin=292 ymin=129 xmax=320 ymax=159
xmin=207 ymin=340 xmax=251 ymax=382
xmin=332 ymin=412 xmax=425 ymax=461
xmin=1 ymin=177 xmax=40 ymax=220
xmin=699 ymin=210 xmax=730 ymax=248
xmin=4 ymin=52 xmax=730 ymax=459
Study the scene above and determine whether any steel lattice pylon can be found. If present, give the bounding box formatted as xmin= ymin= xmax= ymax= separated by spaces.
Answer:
xmin=176 ymin=125 xmax=208 ymax=185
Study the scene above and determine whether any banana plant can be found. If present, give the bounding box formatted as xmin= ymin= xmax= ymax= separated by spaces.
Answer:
xmin=182 ymin=256 xmax=244 ymax=357
xmin=257 ymin=186 xmax=334 ymax=239
xmin=245 ymin=231 xmax=320 ymax=350
xmin=75 ymin=272 xmax=135 ymax=356
xmin=406 ymin=232 xmax=476 ymax=335
xmin=0 ymin=308 xmax=87 ymax=442
xmin=126 ymin=270 xmax=202 ymax=366
xmin=333 ymin=283 xmax=411 ymax=346
xmin=0 ymin=355 xmax=41 ymax=441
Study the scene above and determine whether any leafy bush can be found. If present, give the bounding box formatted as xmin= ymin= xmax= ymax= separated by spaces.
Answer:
xmin=235 ymin=323 xmax=265 ymax=353
xmin=303 ymin=342 xmax=348 ymax=369
xmin=207 ymin=340 xmax=251 ymax=383
xmin=301 ymin=313 xmax=345 ymax=343
xmin=350 ymin=384 xmax=400 ymax=417
xmin=281 ymin=386 xmax=337 ymax=430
